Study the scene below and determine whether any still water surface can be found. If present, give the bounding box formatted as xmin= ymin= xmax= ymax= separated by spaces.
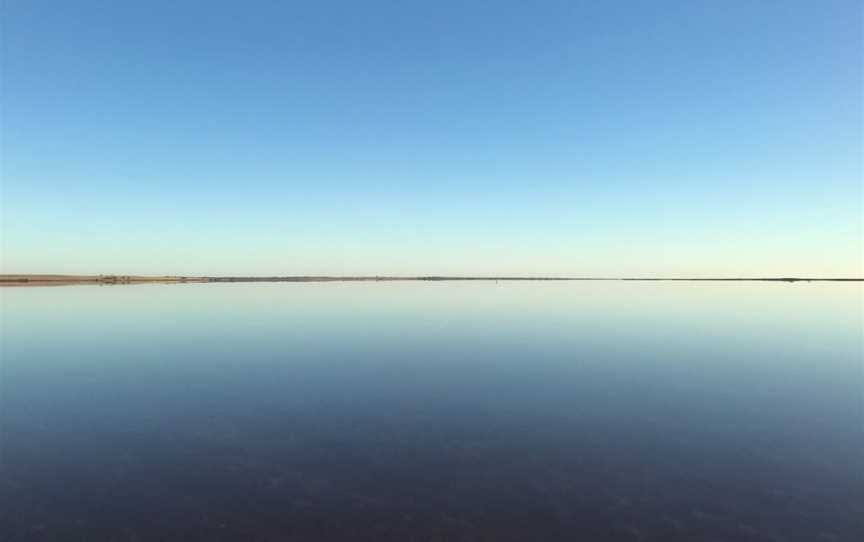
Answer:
xmin=1 ymin=282 xmax=862 ymax=541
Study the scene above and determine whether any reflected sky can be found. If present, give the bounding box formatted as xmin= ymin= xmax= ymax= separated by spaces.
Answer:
xmin=1 ymin=283 xmax=862 ymax=541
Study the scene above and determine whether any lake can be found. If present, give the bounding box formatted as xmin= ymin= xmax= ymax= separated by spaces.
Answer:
xmin=1 ymin=282 xmax=861 ymax=541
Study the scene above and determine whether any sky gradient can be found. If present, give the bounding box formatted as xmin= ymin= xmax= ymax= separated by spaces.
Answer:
xmin=1 ymin=0 xmax=861 ymax=276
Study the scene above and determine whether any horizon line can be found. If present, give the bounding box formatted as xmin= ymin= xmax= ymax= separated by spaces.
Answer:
xmin=2 ymin=274 xmax=862 ymax=285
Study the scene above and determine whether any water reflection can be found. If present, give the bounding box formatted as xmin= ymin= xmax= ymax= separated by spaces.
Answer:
xmin=1 ymin=283 xmax=862 ymax=541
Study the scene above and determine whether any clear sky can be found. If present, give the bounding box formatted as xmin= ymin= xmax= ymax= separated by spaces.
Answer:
xmin=1 ymin=0 xmax=861 ymax=276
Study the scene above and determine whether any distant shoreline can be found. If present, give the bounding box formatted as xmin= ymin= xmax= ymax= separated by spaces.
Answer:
xmin=1 ymin=274 xmax=861 ymax=287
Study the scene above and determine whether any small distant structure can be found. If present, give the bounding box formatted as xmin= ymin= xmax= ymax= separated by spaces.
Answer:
xmin=98 ymin=275 xmax=132 ymax=284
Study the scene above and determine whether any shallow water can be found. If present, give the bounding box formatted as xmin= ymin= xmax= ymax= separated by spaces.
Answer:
xmin=1 ymin=282 xmax=862 ymax=541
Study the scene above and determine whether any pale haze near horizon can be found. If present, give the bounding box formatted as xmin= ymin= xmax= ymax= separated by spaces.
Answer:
xmin=1 ymin=1 xmax=861 ymax=277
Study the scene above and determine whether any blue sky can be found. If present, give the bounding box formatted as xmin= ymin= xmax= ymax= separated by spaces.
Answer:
xmin=1 ymin=0 xmax=861 ymax=276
